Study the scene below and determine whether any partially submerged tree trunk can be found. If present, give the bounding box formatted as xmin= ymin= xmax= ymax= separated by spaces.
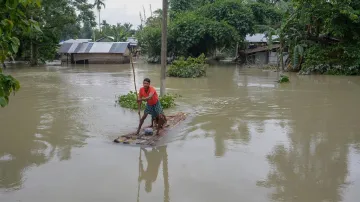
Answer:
xmin=98 ymin=10 xmax=101 ymax=32
xmin=280 ymin=38 xmax=284 ymax=72
xmin=235 ymin=42 xmax=238 ymax=60
xmin=160 ymin=0 xmax=168 ymax=97
xmin=30 ymin=42 xmax=38 ymax=66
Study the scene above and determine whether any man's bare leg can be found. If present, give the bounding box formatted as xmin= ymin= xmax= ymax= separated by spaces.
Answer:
xmin=162 ymin=114 xmax=167 ymax=126
xmin=150 ymin=116 xmax=154 ymax=128
xmin=156 ymin=120 xmax=161 ymax=136
xmin=136 ymin=113 xmax=148 ymax=135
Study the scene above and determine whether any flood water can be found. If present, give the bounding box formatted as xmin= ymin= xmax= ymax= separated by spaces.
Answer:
xmin=1 ymin=62 xmax=360 ymax=202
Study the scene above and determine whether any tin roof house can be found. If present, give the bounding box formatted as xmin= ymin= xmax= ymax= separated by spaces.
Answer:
xmin=237 ymin=33 xmax=286 ymax=65
xmin=58 ymin=42 xmax=131 ymax=64
xmin=59 ymin=39 xmax=92 ymax=45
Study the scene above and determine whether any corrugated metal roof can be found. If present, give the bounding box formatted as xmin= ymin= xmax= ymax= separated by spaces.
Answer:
xmin=59 ymin=39 xmax=92 ymax=45
xmin=58 ymin=42 xmax=129 ymax=54
xmin=246 ymin=34 xmax=268 ymax=43
xmin=244 ymin=44 xmax=280 ymax=54
xmin=85 ymin=43 xmax=94 ymax=52
xmin=246 ymin=33 xmax=279 ymax=43
xmin=109 ymin=43 xmax=129 ymax=53
xmin=89 ymin=42 xmax=113 ymax=53
xmin=126 ymin=37 xmax=138 ymax=45
xmin=71 ymin=39 xmax=92 ymax=43
xmin=74 ymin=43 xmax=92 ymax=53
xmin=67 ymin=43 xmax=80 ymax=53
xmin=73 ymin=43 xmax=85 ymax=53
xmin=59 ymin=43 xmax=72 ymax=53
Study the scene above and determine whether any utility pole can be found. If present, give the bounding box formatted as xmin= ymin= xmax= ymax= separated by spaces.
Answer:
xmin=160 ymin=0 xmax=168 ymax=96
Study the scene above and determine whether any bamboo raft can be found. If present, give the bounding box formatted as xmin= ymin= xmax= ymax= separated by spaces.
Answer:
xmin=113 ymin=112 xmax=187 ymax=146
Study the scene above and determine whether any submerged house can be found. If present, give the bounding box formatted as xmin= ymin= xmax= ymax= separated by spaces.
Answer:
xmin=238 ymin=33 xmax=287 ymax=65
xmin=126 ymin=37 xmax=138 ymax=48
xmin=59 ymin=42 xmax=131 ymax=64
xmin=59 ymin=38 xmax=92 ymax=45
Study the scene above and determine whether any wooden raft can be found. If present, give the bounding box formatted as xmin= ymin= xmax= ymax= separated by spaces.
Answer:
xmin=113 ymin=112 xmax=187 ymax=146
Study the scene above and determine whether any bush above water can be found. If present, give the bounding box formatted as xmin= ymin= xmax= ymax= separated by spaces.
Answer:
xmin=299 ymin=43 xmax=360 ymax=76
xmin=0 ymin=70 xmax=20 ymax=107
xmin=116 ymin=91 xmax=180 ymax=110
xmin=167 ymin=54 xmax=207 ymax=78
xmin=278 ymin=75 xmax=290 ymax=83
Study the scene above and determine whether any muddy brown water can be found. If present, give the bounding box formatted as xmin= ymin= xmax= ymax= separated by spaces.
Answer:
xmin=1 ymin=62 xmax=360 ymax=202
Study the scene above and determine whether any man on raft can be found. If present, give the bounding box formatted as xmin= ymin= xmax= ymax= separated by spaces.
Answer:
xmin=136 ymin=78 xmax=167 ymax=136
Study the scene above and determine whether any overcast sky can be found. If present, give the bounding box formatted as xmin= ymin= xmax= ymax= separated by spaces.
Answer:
xmin=93 ymin=0 xmax=162 ymax=28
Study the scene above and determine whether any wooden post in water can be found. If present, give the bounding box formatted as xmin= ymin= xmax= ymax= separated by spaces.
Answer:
xmin=160 ymin=0 xmax=168 ymax=96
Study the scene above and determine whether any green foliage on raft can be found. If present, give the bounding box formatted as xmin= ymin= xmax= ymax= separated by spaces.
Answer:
xmin=167 ymin=54 xmax=207 ymax=78
xmin=116 ymin=91 xmax=180 ymax=110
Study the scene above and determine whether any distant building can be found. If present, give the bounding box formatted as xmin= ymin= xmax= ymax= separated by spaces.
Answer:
xmin=126 ymin=37 xmax=139 ymax=57
xmin=95 ymin=36 xmax=138 ymax=48
xmin=238 ymin=33 xmax=287 ymax=65
xmin=58 ymin=42 xmax=131 ymax=64
xmin=126 ymin=37 xmax=138 ymax=47
xmin=59 ymin=39 xmax=92 ymax=45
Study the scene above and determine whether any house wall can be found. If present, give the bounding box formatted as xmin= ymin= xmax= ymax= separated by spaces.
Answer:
xmin=269 ymin=52 xmax=278 ymax=64
xmin=254 ymin=52 xmax=268 ymax=64
xmin=60 ymin=54 xmax=70 ymax=63
xmin=60 ymin=53 xmax=130 ymax=64
xmin=269 ymin=51 xmax=289 ymax=65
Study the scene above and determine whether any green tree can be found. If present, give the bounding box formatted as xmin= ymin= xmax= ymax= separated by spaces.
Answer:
xmin=197 ymin=1 xmax=256 ymax=38
xmin=80 ymin=21 xmax=93 ymax=39
xmin=94 ymin=21 xmax=136 ymax=41
xmin=280 ymin=0 xmax=360 ymax=74
xmin=139 ymin=0 xmax=281 ymax=61
xmin=1 ymin=0 xmax=42 ymax=107
xmin=170 ymin=12 xmax=240 ymax=57
xmin=13 ymin=0 xmax=96 ymax=65
xmin=94 ymin=0 xmax=105 ymax=32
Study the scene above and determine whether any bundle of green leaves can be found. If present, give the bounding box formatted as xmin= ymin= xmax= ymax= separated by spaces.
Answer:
xmin=117 ymin=91 xmax=180 ymax=110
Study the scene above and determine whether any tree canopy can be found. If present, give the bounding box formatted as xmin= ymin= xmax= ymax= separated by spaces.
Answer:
xmin=138 ymin=0 xmax=282 ymax=61
xmin=1 ymin=0 xmax=41 ymax=107
xmin=2 ymin=0 xmax=360 ymax=76
xmin=137 ymin=0 xmax=360 ymax=75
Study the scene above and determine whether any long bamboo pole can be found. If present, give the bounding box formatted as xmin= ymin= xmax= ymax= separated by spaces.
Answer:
xmin=130 ymin=53 xmax=141 ymax=120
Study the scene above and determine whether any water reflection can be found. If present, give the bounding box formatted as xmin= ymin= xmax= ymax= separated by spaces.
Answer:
xmin=137 ymin=146 xmax=169 ymax=202
xmin=188 ymin=67 xmax=281 ymax=157
xmin=0 ymin=70 xmax=88 ymax=191
xmin=257 ymin=73 xmax=360 ymax=202
xmin=1 ymin=63 xmax=360 ymax=201
xmin=257 ymin=141 xmax=350 ymax=202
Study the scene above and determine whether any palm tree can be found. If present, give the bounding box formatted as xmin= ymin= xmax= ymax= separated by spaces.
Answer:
xmin=94 ymin=0 xmax=105 ymax=32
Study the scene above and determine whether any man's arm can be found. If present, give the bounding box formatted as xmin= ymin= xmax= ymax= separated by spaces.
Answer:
xmin=141 ymin=92 xmax=154 ymax=101
xmin=138 ymin=88 xmax=155 ymax=101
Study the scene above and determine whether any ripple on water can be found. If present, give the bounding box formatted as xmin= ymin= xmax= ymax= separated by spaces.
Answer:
xmin=37 ymin=113 xmax=54 ymax=130
xmin=0 ymin=154 xmax=14 ymax=161
xmin=30 ymin=140 xmax=53 ymax=160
